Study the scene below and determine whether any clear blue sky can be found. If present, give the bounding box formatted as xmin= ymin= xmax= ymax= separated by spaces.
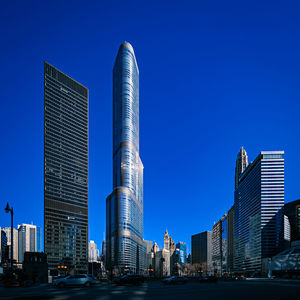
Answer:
xmin=1 ymin=1 xmax=300 ymax=253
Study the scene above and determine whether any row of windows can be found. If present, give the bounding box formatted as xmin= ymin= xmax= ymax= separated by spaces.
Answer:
xmin=45 ymin=65 xmax=88 ymax=97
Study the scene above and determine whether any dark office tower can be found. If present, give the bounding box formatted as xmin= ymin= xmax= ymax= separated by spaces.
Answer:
xmin=44 ymin=62 xmax=88 ymax=273
xmin=191 ymin=231 xmax=212 ymax=274
xmin=106 ymin=42 xmax=145 ymax=274
xmin=234 ymin=151 xmax=284 ymax=274
xmin=235 ymin=147 xmax=248 ymax=190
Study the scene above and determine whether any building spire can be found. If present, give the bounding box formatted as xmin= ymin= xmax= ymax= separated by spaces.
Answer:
xmin=235 ymin=146 xmax=249 ymax=189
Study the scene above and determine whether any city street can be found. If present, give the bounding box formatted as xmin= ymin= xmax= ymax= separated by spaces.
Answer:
xmin=0 ymin=279 xmax=300 ymax=300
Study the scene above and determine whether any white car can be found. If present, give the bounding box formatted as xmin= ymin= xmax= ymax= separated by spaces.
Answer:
xmin=53 ymin=274 xmax=96 ymax=288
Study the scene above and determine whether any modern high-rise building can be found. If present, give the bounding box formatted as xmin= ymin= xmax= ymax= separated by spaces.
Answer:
xmin=221 ymin=215 xmax=228 ymax=273
xmin=176 ymin=242 xmax=187 ymax=265
xmin=191 ymin=231 xmax=212 ymax=274
xmin=235 ymin=147 xmax=248 ymax=190
xmin=227 ymin=206 xmax=235 ymax=273
xmin=212 ymin=214 xmax=227 ymax=275
xmin=36 ymin=226 xmax=41 ymax=252
xmin=106 ymin=42 xmax=145 ymax=274
xmin=88 ymin=240 xmax=99 ymax=262
xmin=234 ymin=151 xmax=284 ymax=274
xmin=18 ymin=224 xmax=37 ymax=263
xmin=3 ymin=227 xmax=18 ymax=263
xmin=44 ymin=62 xmax=89 ymax=272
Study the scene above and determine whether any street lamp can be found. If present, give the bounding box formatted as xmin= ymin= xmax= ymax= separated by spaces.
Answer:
xmin=4 ymin=202 xmax=14 ymax=271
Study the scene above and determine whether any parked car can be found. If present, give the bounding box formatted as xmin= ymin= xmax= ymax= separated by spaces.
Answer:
xmin=53 ymin=274 xmax=96 ymax=288
xmin=199 ymin=276 xmax=218 ymax=283
xmin=113 ymin=275 xmax=144 ymax=285
xmin=162 ymin=276 xmax=188 ymax=285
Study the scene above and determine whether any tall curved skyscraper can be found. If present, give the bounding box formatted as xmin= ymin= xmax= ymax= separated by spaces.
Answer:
xmin=106 ymin=42 xmax=145 ymax=274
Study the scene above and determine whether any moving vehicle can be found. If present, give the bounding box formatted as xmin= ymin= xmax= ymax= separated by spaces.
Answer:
xmin=162 ymin=276 xmax=188 ymax=285
xmin=199 ymin=276 xmax=218 ymax=283
xmin=113 ymin=275 xmax=144 ymax=285
xmin=53 ymin=274 xmax=96 ymax=288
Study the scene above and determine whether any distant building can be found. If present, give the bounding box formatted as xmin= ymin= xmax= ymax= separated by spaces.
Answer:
xmin=1 ymin=229 xmax=8 ymax=264
xmin=155 ymin=249 xmax=170 ymax=277
xmin=163 ymin=230 xmax=176 ymax=255
xmin=18 ymin=224 xmax=37 ymax=263
xmin=164 ymin=230 xmax=170 ymax=251
xmin=212 ymin=220 xmax=221 ymax=275
xmin=283 ymin=215 xmax=291 ymax=249
xmin=212 ymin=215 xmax=227 ymax=276
xmin=23 ymin=252 xmax=48 ymax=283
xmin=101 ymin=240 xmax=106 ymax=265
xmin=221 ymin=215 xmax=228 ymax=273
xmin=169 ymin=237 xmax=176 ymax=255
xmin=152 ymin=242 xmax=159 ymax=253
xmin=191 ymin=231 xmax=212 ymax=274
xmin=170 ymin=248 xmax=180 ymax=275
xmin=88 ymin=260 xmax=106 ymax=279
xmin=235 ymin=147 xmax=248 ymax=190
xmin=3 ymin=227 xmax=18 ymax=263
xmin=37 ymin=227 xmax=41 ymax=252
xmin=227 ymin=206 xmax=234 ymax=273
xmin=144 ymin=240 xmax=153 ymax=254
xmin=102 ymin=240 xmax=106 ymax=257
xmin=234 ymin=151 xmax=284 ymax=274
xmin=284 ymin=200 xmax=300 ymax=242
xmin=176 ymin=242 xmax=187 ymax=265
xmin=89 ymin=241 xmax=99 ymax=262
xmin=187 ymin=253 xmax=191 ymax=264
xmin=144 ymin=241 xmax=154 ymax=272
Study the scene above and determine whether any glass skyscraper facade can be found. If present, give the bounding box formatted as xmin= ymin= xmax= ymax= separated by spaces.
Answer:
xmin=37 ymin=227 xmax=41 ymax=252
xmin=176 ymin=242 xmax=187 ymax=265
xmin=44 ymin=62 xmax=89 ymax=272
xmin=234 ymin=151 xmax=284 ymax=273
xmin=106 ymin=42 xmax=145 ymax=274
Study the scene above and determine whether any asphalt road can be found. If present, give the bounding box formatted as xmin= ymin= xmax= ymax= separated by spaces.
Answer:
xmin=1 ymin=279 xmax=300 ymax=300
